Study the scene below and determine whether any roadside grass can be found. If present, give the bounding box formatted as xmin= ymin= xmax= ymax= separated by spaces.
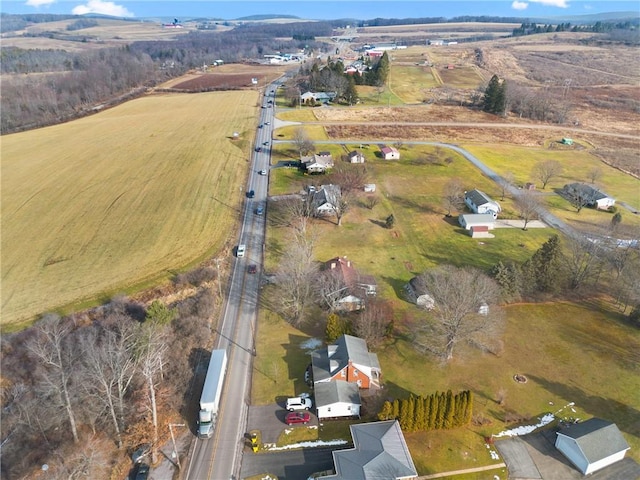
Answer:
xmin=1 ymin=90 xmax=257 ymax=327
xmin=357 ymin=85 xmax=405 ymax=107
xmin=278 ymin=425 xmax=319 ymax=446
xmin=463 ymin=144 xmax=640 ymax=210
xmin=276 ymin=109 xmax=318 ymax=123
xmin=274 ymin=124 xmax=328 ymax=141
xmin=389 ymin=66 xmax=439 ymax=103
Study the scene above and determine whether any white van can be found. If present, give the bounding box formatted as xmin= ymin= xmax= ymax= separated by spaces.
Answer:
xmin=237 ymin=245 xmax=246 ymax=257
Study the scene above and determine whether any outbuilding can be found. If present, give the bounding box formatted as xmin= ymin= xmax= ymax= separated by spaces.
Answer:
xmin=555 ymin=418 xmax=630 ymax=475
xmin=458 ymin=213 xmax=496 ymax=230
xmin=315 ymin=380 xmax=361 ymax=420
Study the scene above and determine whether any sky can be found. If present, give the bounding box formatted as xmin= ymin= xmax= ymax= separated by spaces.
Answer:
xmin=1 ymin=0 xmax=638 ymax=20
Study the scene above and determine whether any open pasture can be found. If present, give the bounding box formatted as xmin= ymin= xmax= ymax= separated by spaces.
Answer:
xmin=390 ymin=65 xmax=440 ymax=103
xmin=1 ymin=90 xmax=258 ymax=327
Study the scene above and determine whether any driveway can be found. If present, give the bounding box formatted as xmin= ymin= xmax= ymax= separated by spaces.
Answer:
xmin=247 ymin=403 xmax=318 ymax=444
xmin=495 ymin=430 xmax=640 ymax=480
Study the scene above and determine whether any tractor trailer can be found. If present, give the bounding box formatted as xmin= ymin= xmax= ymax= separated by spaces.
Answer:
xmin=198 ymin=349 xmax=228 ymax=439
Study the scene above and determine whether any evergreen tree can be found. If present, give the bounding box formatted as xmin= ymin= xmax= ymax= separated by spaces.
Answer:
xmin=427 ymin=394 xmax=436 ymax=430
xmin=529 ymin=234 xmax=565 ymax=293
xmin=406 ymin=395 xmax=416 ymax=432
xmin=444 ymin=390 xmax=455 ymax=429
xmin=385 ymin=214 xmax=395 ymax=229
xmin=392 ymin=398 xmax=400 ymax=420
xmin=435 ymin=392 xmax=445 ymax=429
xmin=325 ymin=313 xmax=345 ymax=342
xmin=399 ymin=397 xmax=410 ymax=431
xmin=377 ymin=51 xmax=390 ymax=84
xmin=344 ymin=75 xmax=359 ymax=105
xmin=415 ymin=396 xmax=425 ymax=431
xmin=483 ymin=75 xmax=500 ymax=113
xmin=378 ymin=400 xmax=393 ymax=420
xmin=490 ymin=261 xmax=523 ymax=301
xmin=454 ymin=392 xmax=467 ymax=427
xmin=464 ymin=391 xmax=474 ymax=425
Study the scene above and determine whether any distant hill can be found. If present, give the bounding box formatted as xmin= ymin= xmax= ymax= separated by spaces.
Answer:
xmin=530 ymin=11 xmax=639 ymax=24
xmin=236 ymin=14 xmax=301 ymax=21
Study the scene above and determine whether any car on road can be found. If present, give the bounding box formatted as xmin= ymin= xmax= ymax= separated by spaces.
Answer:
xmin=237 ymin=244 xmax=246 ymax=257
xmin=286 ymin=396 xmax=312 ymax=411
xmin=265 ymin=121 xmax=270 ymax=125
xmin=247 ymin=190 xmax=255 ymax=198
xmin=263 ymin=141 xmax=269 ymax=146
xmin=259 ymin=169 xmax=267 ymax=175
xmin=285 ymin=412 xmax=310 ymax=425
xmin=256 ymin=206 xmax=264 ymax=215
xmin=258 ymin=124 xmax=263 ymax=128
xmin=248 ymin=264 xmax=257 ymax=274
xmin=255 ymin=146 xmax=262 ymax=152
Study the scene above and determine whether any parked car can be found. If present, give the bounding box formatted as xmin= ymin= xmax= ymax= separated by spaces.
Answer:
xmin=247 ymin=190 xmax=255 ymax=198
xmin=286 ymin=396 xmax=312 ymax=411
xmin=248 ymin=264 xmax=257 ymax=274
xmin=134 ymin=464 xmax=150 ymax=480
xmin=285 ymin=411 xmax=310 ymax=425
xmin=236 ymin=245 xmax=246 ymax=258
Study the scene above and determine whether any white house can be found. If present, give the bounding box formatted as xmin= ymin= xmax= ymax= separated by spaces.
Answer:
xmin=564 ymin=183 xmax=616 ymax=210
xmin=404 ymin=276 xmax=435 ymax=310
xmin=555 ymin=418 xmax=630 ymax=475
xmin=458 ymin=213 xmax=496 ymax=230
xmin=312 ymin=184 xmax=341 ymax=216
xmin=464 ymin=189 xmax=501 ymax=218
xmin=380 ymin=145 xmax=400 ymax=160
xmin=315 ymin=380 xmax=361 ymax=419
xmin=302 ymin=152 xmax=334 ymax=173
xmin=300 ymin=91 xmax=337 ymax=104
xmin=348 ymin=150 xmax=365 ymax=163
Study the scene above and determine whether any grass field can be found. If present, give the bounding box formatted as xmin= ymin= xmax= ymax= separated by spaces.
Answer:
xmin=1 ymin=90 xmax=258 ymax=328
xmin=389 ymin=66 xmax=440 ymax=103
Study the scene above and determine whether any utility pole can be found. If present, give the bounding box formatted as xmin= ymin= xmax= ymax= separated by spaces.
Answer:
xmin=168 ymin=423 xmax=185 ymax=470
xmin=215 ymin=258 xmax=222 ymax=300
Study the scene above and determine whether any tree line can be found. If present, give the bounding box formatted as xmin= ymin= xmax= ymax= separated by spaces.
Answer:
xmin=377 ymin=390 xmax=474 ymax=433
xmin=1 ymin=271 xmax=219 ymax=479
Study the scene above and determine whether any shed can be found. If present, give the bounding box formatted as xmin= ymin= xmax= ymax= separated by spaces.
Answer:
xmin=561 ymin=138 xmax=574 ymax=145
xmin=470 ymin=225 xmax=493 ymax=238
xmin=380 ymin=145 xmax=400 ymax=160
xmin=555 ymin=418 xmax=630 ymax=475
xmin=315 ymin=381 xmax=361 ymax=419
xmin=364 ymin=184 xmax=376 ymax=193
xmin=348 ymin=150 xmax=366 ymax=164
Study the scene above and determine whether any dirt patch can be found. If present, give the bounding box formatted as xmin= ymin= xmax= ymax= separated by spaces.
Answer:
xmin=158 ymin=64 xmax=289 ymax=91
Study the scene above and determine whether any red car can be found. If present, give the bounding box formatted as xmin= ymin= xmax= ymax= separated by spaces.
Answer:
xmin=285 ymin=412 xmax=310 ymax=425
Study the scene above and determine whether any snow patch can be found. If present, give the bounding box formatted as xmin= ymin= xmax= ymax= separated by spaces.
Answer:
xmin=493 ymin=413 xmax=555 ymax=438
xmin=265 ymin=439 xmax=348 ymax=451
xmin=300 ymin=337 xmax=322 ymax=351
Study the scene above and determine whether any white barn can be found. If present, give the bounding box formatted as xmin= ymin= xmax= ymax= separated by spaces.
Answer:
xmin=555 ymin=418 xmax=630 ymax=475
xmin=315 ymin=380 xmax=361 ymax=419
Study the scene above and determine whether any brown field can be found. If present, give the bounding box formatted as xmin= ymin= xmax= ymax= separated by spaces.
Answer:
xmin=166 ymin=64 xmax=290 ymax=91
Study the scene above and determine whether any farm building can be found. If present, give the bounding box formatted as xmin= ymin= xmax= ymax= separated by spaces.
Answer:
xmin=563 ymin=183 xmax=616 ymax=210
xmin=311 ymin=334 xmax=381 ymax=389
xmin=380 ymin=145 xmax=400 ymax=160
xmin=555 ymin=418 xmax=630 ymax=475
xmin=314 ymin=381 xmax=361 ymax=420
xmin=458 ymin=213 xmax=496 ymax=230
xmin=348 ymin=150 xmax=366 ymax=163
xmin=319 ymin=420 xmax=417 ymax=480
xmin=464 ymin=189 xmax=501 ymax=218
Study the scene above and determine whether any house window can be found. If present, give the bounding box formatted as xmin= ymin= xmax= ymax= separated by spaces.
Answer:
xmin=347 ymin=405 xmax=351 ymax=411
xmin=341 ymin=369 xmax=346 ymax=378
xmin=327 ymin=407 xmax=331 ymax=412
xmin=353 ymin=369 xmax=358 ymax=376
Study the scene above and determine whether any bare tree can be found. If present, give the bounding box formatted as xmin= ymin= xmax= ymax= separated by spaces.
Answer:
xmin=498 ymin=171 xmax=515 ymax=200
xmin=293 ymin=127 xmax=314 ymax=157
xmin=514 ymin=190 xmax=540 ymax=230
xmin=532 ymin=160 xmax=563 ymax=189
xmin=563 ymin=237 xmax=606 ymax=290
xmin=586 ymin=166 xmax=603 ymax=185
xmin=316 ymin=268 xmax=348 ymax=312
xmin=352 ymin=298 xmax=392 ymax=348
xmin=413 ymin=266 xmax=501 ymax=362
xmin=328 ymin=163 xmax=368 ymax=195
xmin=442 ymin=178 xmax=464 ymax=217
xmin=364 ymin=195 xmax=379 ymax=210
xmin=27 ymin=314 xmax=81 ymax=443
xmin=564 ymin=185 xmax=592 ymax=213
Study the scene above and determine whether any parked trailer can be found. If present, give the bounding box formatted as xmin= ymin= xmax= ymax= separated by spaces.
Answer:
xmin=198 ymin=349 xmax=228 ymax=438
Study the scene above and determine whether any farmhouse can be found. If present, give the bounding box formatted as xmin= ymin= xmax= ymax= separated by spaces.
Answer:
xmin=380 ymin=145 xmax=400 ymax=160
xmin=314 ymin=380 xmax=361 ymax=420
xmin=464 ymin=189 xmax=501 ymax=218
xmin=311 ymin=184 xmax=341 ymax=216
xmin=319 ymin=420 xmax=417 ymax=480
xmin=300 ymin=91 xmax=337 ymax=104
xmin=555 ymin=418 xmax=630 ymax=475
xmin=563 ymin=183 xmax=616 ymax=210
xmin=348 ymin=150 xmax=366 ymax=163
xmin=321 ymin=256 xmax=377 ymax=310
xmin=302 ymin=152 xmax=334 ymax=173
xmin=311 ymin=334 xmax=381 ymax=389
xmin=458 ymin=213 xmax=496 ymax=230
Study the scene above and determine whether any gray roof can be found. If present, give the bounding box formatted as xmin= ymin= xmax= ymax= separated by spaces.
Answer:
xmin=557 ymin=418 xmax=630 ymax=463
xmin=312 ymin=335 xmax=380 ymax=383
xmin=315 ymin=380 xmax=361 ymax=408
xmin=465 ymin=189 xmax=495 ymax=207
xmin=565 ymin=183 xmax=611 ymax=201
xmin=322 ymin=420 xmax=417 ymax=480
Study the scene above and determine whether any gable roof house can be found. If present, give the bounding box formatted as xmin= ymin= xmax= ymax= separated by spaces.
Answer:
xmin=348 ymin=150 xmax=366 ymax=163
xmin=564 ymin=183 xmax=616 ymax=210
xmin=319 ymin=420 xmax=418 ymax=480
xmin=404 ymin=276 xmax=435 ymax=310
xmin=314 ymin=380 xmax=361 ymax=420
xmin=302 ymin=151 xmax=334 ymax=173
xmin=555 ymin=418 xmax=630 ymax=475
xmin=464 ymin=189 xmax=501 ymax=219
xmin=380 ymin=145 xmax=400 ymax=160
xmin=311 ymin=334 xmax=381 ymax=389
xmin=322 ymin=256 xmax=377 ymax=310
xmin=300 ymin=91 xmax=337 ymax=104
xmin=311 ymin=184 xmax=341 ymax=216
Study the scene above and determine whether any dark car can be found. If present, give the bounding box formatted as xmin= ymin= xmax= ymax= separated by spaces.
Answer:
xmin=248 ymin=264 xmax=257 ymax=274
xmin=285 ymin=412 xmax=310 ymax=425
xmin=134 ymin=464 xmax=150 ymax=480
xmin=256 ymin=206 xmax=264 ymax=215
xmin=247 ymin=190 xmax=255 ymax=198
xmin=255 ymin=146 xmax=262 ymax=152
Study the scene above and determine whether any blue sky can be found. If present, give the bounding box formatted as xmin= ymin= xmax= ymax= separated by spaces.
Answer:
xmin=2 ymin=0 xmax=638 ymax=20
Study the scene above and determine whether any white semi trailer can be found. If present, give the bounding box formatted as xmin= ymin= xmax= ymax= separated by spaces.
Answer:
xmin=198 ymin=349 xmax=228 ymax=439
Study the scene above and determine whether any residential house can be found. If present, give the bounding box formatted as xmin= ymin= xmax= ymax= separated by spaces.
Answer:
xmin=322 ymin=256 xmax=377 ymax=310
xmin=564 ymin=183 xmax=616 ymax=210
xmin=314 ymin=380 xmax=361 ymax=420
xmin=302 ymin=152 xmax=334 ymax=173
xmin=311 ymin=334 xmax=381 ymax=389
xmin=555 ymin=418 xmax=630 ymax=475
xmin=348 ymin=150 xmax=366 ymax=164
xmin=319 ymin=420 xmax=418 ymax=480
xmin=404 ymin=276 xmax=435 ymax=310
xmin=311 ymin=184 xmax=341 ymax=216
xmin=380 ymin=145 xmax=400 ymax=160
xmin=300 ymin=91 xmax=337 ymax=104
xmin=458 ymin=213 xmax=496 ymax=230
xmin=464 ymin=189 xmax=501 ymax=218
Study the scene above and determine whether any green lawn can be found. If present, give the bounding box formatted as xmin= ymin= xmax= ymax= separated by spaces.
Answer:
xmin=389 ymin=66 xmax=440 ymax=103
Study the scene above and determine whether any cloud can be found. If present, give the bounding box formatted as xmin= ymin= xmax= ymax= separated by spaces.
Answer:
xmin=72 ymin=0 xmax=134 ymax=17
xmin=25 ymin=0 xmax=56 ymax=6
xmin=530 ymin=0 xmax=570 ymax=7
xmin=511 ymin=1 xmax=529 ymax=10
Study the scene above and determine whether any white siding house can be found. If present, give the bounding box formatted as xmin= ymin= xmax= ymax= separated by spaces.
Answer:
xmin=464 ymin=190 xmax=501 ymax=218
xmin=564 ymin=183 xmax=616 ymax=210
xmin=555 ymin=418 xmax=630 ymax=475
xmin=315 ymin=381 xmax=361 ymax=419
xmin=380 ymin=145 xmax=400 ymax=160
